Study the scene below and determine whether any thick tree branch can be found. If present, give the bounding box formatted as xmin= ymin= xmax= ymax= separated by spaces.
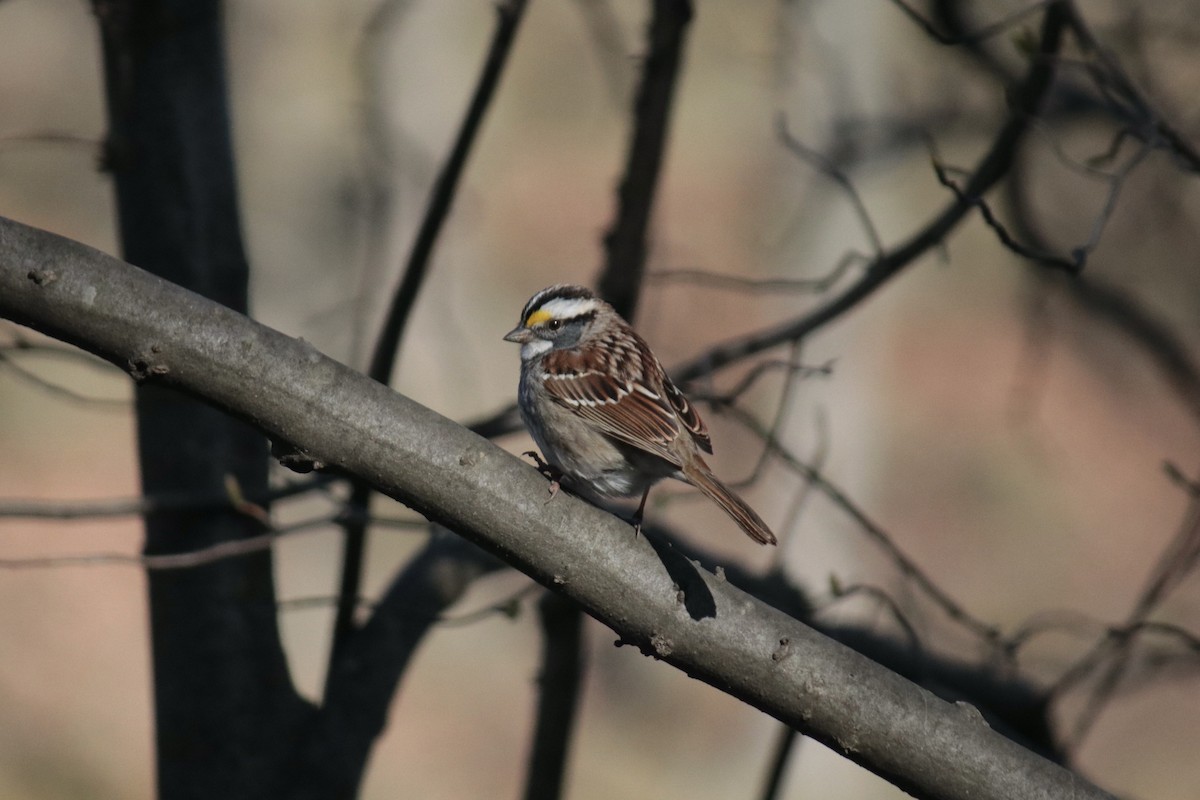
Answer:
xmin=0 ymin=216 xmax=1115 ymax=800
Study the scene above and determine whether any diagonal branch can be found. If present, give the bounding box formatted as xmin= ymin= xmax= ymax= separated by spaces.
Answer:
xmin=0 ymin=214 xmax=1116 ymax=800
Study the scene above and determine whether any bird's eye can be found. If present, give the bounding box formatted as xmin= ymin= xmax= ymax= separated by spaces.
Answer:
xmin=547 ymin=319 xmax=563 ymax=331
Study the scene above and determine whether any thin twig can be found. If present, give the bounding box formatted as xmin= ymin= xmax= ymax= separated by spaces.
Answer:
xmin=1004 ymin=142 xmax=1200 ymax=428
xmin=277 ymin=581 xmax=538 ymax=625
xmin=1054 ymin=466 xmax=1200 ymax=750
xmin=1163 ymin=461 xmax=1200 ymax=497
xmin=931 ymin=131 xmax=1152 ymax=270
xmin=887 ymin=0 xmax=1050 ymax=46
xmin=0 ymin=477 xmax=329 ymax=520
xmin=365 ymin=0 xmax=529 ymax=382
xmin=572 ymin=0 xmax=630 ymax=105
xmin=740 ymin=342 xmax=807 ymax=489
xmin=649 ymin=252 xmax=864 ymax=294
xmin=670 ymin=3 xmax=1070 ymax=385
xmin=773 ymin=409 xmax=831 ymax=563
xmin=1006 ymin=611 xmax=1200 ymax=661
xmin=0 ymin=351 xmax=129 ymax=408
xmin=776 ymin=116 xmax=884 ymax=257
xmin=0 ymin=515 xmax=313 ymax=571
xmin=689 ymin=358 xmax=834 ymax=409
xmin=726 ymin=406 xmax=1003 ymax=645
xmin=0 ymin=130 xmax=100 ymax=155
xmin=0 ymin=509 xmax=430 ymax=571
xmin=928 ymin=150 xmax=1083 ymax=271
xmin=440 ymin=582 xmax=540 ymax=627
xmin=822 ymin=582 xmax=925 ymax=670
xmin=1060 ymin=1 xmax=1200 ymax=173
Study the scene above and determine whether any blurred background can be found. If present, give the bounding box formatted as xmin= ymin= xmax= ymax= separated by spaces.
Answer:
xmin=1 ymin=0 xmax=1198 ymax=798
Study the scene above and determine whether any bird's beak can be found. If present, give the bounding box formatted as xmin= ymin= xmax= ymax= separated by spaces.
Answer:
xmin=503 ymin=325 xmax=533 ymax=344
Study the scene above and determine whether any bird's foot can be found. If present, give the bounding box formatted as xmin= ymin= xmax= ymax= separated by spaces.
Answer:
xmin=522 ymin=451 xmax=563 ymax=502
xmin=630 ymin=488 xmax=650 ymax=538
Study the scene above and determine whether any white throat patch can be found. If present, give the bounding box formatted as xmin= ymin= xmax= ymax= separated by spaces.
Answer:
xmin=520 ymin=338 xmax=553 ymax=361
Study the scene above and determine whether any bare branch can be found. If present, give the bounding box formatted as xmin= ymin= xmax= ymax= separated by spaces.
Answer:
xmin=522 ymin=592 xmax=586 ymax=800
xmin=0 ymin=214 xmax=1117 ymax=800
xmin=0 ymin=477 xmax=330 ymax=520
xmin=297 ymin=532 xmax=504 ymax=797
xmin=758 ymin=726 xmax=802 ymax=800
xmin=649 ymin=252 xmax=864 ymax=293
xmin=821 ymin=582 xmax=925 ymax=665
xmin=1053 ymin=465 xmax=1200 ymax=750
xmin=689 ymin=357 xmax=834 ymax=409
xmin=0 ymin=515 xmax=301 ymax=571
xmin=0 ymin=129 xmax=100 ymax=156
xmin=887 ymin=0 xmax=1050 ymax=47
xmin=331 ymin=0 xmax=531 ymax=680
xmin=440 ymin=582 xmax=539 ymax=627
xmin=572 ymin=0 xmax=631 ymax=105
xmin=929 ymin=132 xmax=1151 ymax=270
xmin=724 ymin=406 xmax=1003 ymax=645
xmin=928 ymin=149 xmax=1080 ymax=271
xmin=777 ymin=116 xmax=884 ymax=257
xmin=1059 ymin=2 xmax=1200 ymax=173
xmin=671 ymin=2 xmax=1071 ymax=384
xmin=0 ymin=349 xmax=129 ymax=407
xmin=1164 ymin=461 xmax=1200 ymax=497
xmin=598 ymin=0 xmax=693 ymax=320
xmin=366 ymin=0 xmax=530 ymax=387
xmin=1003 ymin=151 xmax=1200 ymax=427
xmin=739 ymin=343 xmax=808 ymax=490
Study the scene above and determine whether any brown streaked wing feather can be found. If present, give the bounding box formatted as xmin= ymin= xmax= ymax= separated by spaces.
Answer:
xmin=541 ymin=343 xmax=684 ymax=467
xmin=625 ymin=330 xmax=710 ymax=453
xmin=661 ymin=376 xmax=711 ymax=454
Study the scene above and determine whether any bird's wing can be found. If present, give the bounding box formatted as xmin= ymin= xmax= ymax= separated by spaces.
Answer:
xmin=540 ymin=332 xmax=710 ymax=466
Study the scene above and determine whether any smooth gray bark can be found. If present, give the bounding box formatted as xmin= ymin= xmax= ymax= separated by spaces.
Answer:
xmin=0 ymin=215 xmax=1116 ymax=800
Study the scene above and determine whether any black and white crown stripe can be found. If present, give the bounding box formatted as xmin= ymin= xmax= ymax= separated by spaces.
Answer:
xmin=521 ymin=284 xmax=601 ymax=326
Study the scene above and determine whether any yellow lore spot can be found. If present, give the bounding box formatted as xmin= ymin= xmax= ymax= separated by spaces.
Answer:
xmin=525 ymin=309 xmax=553 ymax=327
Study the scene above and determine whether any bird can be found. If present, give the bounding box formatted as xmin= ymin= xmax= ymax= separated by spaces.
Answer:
xmin=503 ymin=284 xmax=776 ymax=545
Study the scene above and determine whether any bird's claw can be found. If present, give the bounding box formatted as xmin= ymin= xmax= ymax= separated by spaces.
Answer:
xmin=522 ymin=451 xmax=563 ymax=503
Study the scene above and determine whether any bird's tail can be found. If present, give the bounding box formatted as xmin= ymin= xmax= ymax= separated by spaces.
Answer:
xmin=683 ymin=460 xmax=777 ymax=546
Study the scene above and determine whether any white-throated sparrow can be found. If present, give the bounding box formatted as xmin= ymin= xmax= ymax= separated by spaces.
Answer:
xmin=504 ymin=284 xmax=776 ymax=545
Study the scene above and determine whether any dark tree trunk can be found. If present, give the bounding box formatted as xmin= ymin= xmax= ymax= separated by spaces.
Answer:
xmin=93 ymin=2 xmax=311 ymax=797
